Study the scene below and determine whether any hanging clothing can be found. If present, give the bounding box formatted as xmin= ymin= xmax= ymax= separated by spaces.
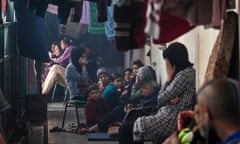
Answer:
xmin=145 ymin=0 xmax=230 ymax=44
xmin=88 ymin=2 xmax=105 ymax=34
xmin=152 ymin=12 xmax=193 ymax=44
xmin=27 ymin=0 xmax=49 ymax=17
xmin=14 ymin=0 xmax=50 ymax=62
xmin=113 ymin=0 xmax=146 ymax=51
xmin=104 ymin=4 xmax=114 ymax=41
xmin=70 ymin=1 xmax=83 ymax=23
xmin=1 ymin=0 xmax=6 ymax=15
xmin=80 ymin=0 xmax=89 ymax=24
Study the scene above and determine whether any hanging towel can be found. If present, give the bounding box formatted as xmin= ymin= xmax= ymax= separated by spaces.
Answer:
xmin=104 ymin=4 xmax=114 ymax=41
xmin=80 ymin=0 xmax=89 ymax=24
xmin=88 ymin=2 xmax=105 ymax=34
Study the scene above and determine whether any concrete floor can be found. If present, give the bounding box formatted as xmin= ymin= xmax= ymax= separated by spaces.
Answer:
xmin=28 ymin=102 xmax=118 ymax=144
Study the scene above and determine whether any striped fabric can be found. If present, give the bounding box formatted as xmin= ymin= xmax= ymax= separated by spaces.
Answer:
xmin=113 ymin=0 xmax=146 ymax=51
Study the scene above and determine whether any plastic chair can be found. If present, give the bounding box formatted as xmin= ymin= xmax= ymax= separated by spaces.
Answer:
xmin=61 ymin=87 xmax=87 ymax=129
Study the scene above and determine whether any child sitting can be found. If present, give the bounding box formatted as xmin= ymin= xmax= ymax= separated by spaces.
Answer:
xmin=85 ymin=85 xmax=110 ymax=128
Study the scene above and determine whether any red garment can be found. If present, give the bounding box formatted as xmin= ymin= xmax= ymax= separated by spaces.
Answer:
xmin=1 ymin=0 xmax=6 ymax=14
xmin=84 ymin=96 xmax=109 ymax=127
xmin=153 ymin=12 xmax=194 ymax=44
xmin=133 ymin=0 xmax=147 ymax=48
xmin=150 ymin=0 xmax=229 ymax=44
xmin=177 ymin=110 xmax=195 ymax=131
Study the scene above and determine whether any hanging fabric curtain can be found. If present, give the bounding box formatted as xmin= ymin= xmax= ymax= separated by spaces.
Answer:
xmin=14 ymin=0 xmax=50 ymax=62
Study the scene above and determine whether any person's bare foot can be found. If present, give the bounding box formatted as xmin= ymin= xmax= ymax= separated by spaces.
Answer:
xmin=88 ymin=124 xmax=99 ymax=132
xmin=76 ymin=128 xmax=88 ymax=134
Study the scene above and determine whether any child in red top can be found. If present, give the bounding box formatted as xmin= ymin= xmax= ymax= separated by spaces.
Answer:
xmin=85 ymin=85 xmax=110 ymax=128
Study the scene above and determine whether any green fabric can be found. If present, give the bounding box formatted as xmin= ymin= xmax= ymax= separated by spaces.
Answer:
xmin=70 ymin=99 xmax=86 ymax=104
xmin=88 ymin=2 xmax=105 ymax=34
xmin=130 ymin=84 xmax=142 ymax=100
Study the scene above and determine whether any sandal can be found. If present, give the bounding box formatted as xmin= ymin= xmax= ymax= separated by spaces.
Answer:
xmin=50 ymin=126 xmax=65 ymax=132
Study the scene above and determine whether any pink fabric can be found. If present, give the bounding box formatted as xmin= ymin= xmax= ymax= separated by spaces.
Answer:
xmin=80 ymin=0 xmax=89 ymax=24
xmin=46 ymin=4 xmax=58 ymax=15
xmin=1 ymin=0 xmax=6 ymax=14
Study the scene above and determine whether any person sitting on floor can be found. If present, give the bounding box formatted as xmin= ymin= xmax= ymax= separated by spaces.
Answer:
xmin=88 ymin=66 xmax=159 ymax=132
xmin=65 ymin=46 xmax=91 ymax=100
xmin=96 ymin=67 xmax=111 ymax=93
xmin=85 ymin=85 xmax=110 ymax=128
xmin=118 ymin=42 xmax=196 ymax=144
xmin=122 ymin=68 xmax=133 ymax=90
xmin=101 ymin=73 xmax=123 ymax=110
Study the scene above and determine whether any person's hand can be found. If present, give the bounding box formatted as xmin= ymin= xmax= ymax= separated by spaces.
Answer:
xmin=135 ymin=75 xmax=140 ymax=84
xmin=124 ymin=104 xmax=133 ymax=113
xmin=121 ymin=89 xmax=128 ymax=95
xmin=163 ymin=131 xmax=180 ymax=144
xmin=165 ymin=59 xmax=175 ymax=82
xmin=80 ymin=56 xmax=87 ymax=65
xmin=170 ymin=97 xmax=180 ymax=105
xmin=48 ymin=52 xmax=54 ymax=60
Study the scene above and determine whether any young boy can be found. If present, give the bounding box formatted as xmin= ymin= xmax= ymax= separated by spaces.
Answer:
xmin=84 ymin=85 xmax=110 ymax=128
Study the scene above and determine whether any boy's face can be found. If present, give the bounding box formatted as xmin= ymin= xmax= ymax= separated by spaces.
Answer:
xmin=113 ymin=78 xmax=122 ymax=89
xmin=89 ymin=89 xmax=100 ymax=100
xmin=99 ymin=73 xmax=111 ymax=85
xmin=139 ymin=85 xmax=154 ymax=96
xmin=124 ymin=71 xmax=132 ymax=82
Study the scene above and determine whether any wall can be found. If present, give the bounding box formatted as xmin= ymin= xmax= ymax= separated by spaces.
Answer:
xmin=143 ymin=26 xmax=219 ymax=89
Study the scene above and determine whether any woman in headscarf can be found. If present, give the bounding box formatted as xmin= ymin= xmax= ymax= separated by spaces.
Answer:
xmin=118 ymin=42 xmax=196 ymax=144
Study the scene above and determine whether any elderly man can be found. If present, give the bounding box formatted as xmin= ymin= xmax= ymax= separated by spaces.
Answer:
xmin=195 ymin=79 xmax=240 ymax=144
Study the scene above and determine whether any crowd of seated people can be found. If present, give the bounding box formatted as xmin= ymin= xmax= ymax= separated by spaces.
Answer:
xmin=44 ymin=42 xmax=240 ymax=144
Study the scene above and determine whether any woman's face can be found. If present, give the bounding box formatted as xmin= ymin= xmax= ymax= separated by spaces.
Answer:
xmin=51 ymin=44 xmax=56 ymax=52
xmin=54 ymin=45 xmax=61 ymax=57
xmin=132 ymin=64 xmax=139 ymax=76
xmin=78 ymin=53 xmax=87 ymax=65
xmin=60 ymin=40 xmax=67 ymax=49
